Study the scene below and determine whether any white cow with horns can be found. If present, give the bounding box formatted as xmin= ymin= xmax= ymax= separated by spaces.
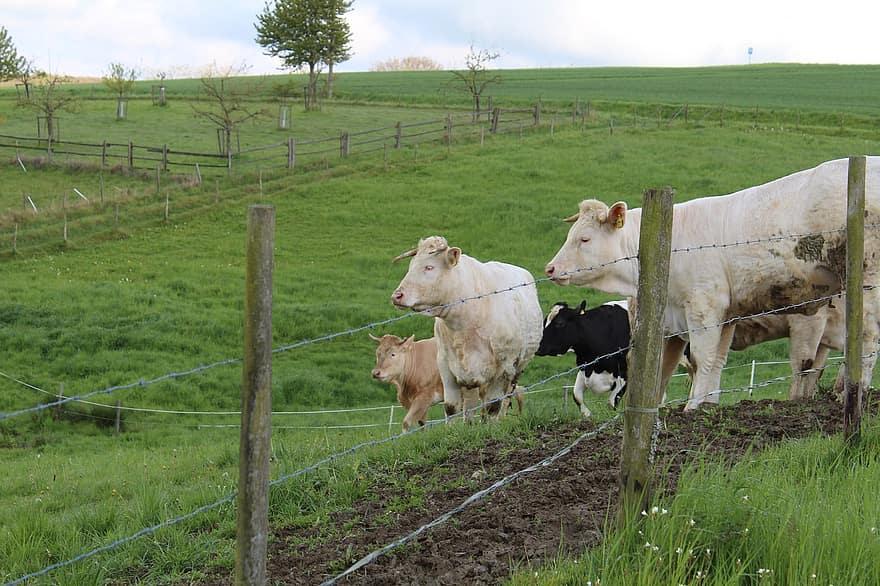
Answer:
xmin=545 ymin=157 xmax=880 ymax=411
xmin=391 ymin=236 xmax=543 ymax=419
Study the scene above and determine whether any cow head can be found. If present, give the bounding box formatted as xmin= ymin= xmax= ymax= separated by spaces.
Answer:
xmin=391 ymin=236 xmax=462 ymax=315
xmin=545 ymin=200 xmax=629 ymax=287
xmin=535 ymin=301 xmax=587 ymax=356
xmin=370 ymin=333 xmax=415 ymax=383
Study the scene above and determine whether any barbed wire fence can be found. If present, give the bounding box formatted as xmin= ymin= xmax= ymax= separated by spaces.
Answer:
xmin=2 ymin=178 xmax=877 ymax=583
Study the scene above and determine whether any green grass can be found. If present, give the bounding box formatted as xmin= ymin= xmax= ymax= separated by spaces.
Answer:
xmin=1 ymin=111 xmax=879 ymax=583
xmin=514 ymin=417 xmax=880 ymax=586
xmin=8 ymin=64 xmax=880 ymax=115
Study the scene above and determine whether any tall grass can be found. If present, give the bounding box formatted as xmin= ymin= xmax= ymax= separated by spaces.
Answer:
xmin=514 ymin=417 xmax=880 ymax=586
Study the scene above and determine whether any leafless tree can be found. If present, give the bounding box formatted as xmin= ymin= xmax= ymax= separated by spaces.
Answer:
xmin=21 ymin=73 xmax=78 ymax=145
xmin=449 ymin=45 xmax=502 ymax=117
xmin=191 ymin=64 xmax=265 ymax=156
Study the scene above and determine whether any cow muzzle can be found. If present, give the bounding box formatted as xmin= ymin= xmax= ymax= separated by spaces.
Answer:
xmin=544 ymin=263 xmax=571 ymax=285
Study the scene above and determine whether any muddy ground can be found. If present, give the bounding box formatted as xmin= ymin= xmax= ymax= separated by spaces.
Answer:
xmin=198 ymin=395 xmax=876 ymax=585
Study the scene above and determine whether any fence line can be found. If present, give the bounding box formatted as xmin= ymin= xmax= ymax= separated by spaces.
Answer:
xmin=2 ymin=338 xmax=863 ymax=586
xmin=2 ymin=234 xmax=872 ymax=424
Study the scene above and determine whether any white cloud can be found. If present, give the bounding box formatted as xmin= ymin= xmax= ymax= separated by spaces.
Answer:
xmin=2 ymin=0 xmax=879 ymax=76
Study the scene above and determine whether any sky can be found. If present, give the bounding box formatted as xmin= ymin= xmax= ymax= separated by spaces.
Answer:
xmin=2 ymin=0 xmax=880 ymax=79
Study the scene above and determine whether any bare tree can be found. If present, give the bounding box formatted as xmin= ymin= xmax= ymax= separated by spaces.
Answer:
xmin=21 ymin=73 xmax=78 ymax=147
xmin=449 ymin=45 xmax=501 ymax=117
xmin=191 ymin=64 xmax=265 ymax=157
xmin=14 ymin=57 xmax=40 ymax=102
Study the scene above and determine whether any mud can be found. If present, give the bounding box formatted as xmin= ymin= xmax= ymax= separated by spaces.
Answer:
xmin=195 ymin=395 xmax=877 ymax=586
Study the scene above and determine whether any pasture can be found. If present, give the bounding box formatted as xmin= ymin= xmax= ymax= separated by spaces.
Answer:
xmin=1 ymin=65 xmax=880 ymax=584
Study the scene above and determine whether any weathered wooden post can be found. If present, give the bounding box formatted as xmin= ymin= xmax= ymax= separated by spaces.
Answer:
xmin=340 ymin=132 xmax=350 ymax=158
xmin=128 ymin=140 xmax=134 ymax=169
xmin=287 ymin=137 xmax=296 ymax=170
xmin=844 ymin=155 xmax=866 ymax=443
xmin=490 ymin=108 xmax=500 ymax=133
xmin=101 ymin=141 xmax=107 ymax=168
xmin=162 ymin=144 xmax=169 ymax=172
xmin=394 ymin=122 xmax=402 ymax=149
xmin=533 ymin=102 xmax=541 ymax=126
xmin=618 ymin=187 xmax=674 ymax=525
xmin=12 ymin=223 xmax=18 ymax=255
xmin=235 ymin=204 xmax=275 ymax=586
xmin=164 ymin=190 xmax=170 ymax=223
xmin=114 ymin=400 xmax=122 ymax=434
xmin=99 ymin=172 xmax=105 ymax=204
xmin=155 ymin=166 xmax=161 ymax=194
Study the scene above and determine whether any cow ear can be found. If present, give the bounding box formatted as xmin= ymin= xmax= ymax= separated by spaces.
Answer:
xmin=577 ymin=300 xmax=587 ymax=314
xmin=403 ymin=335 xmax=415 ymax=348
xmin=606 ymin=201 xmax=627 ymax=230
xmin=446 ymin=247 xmax=461 ymax=267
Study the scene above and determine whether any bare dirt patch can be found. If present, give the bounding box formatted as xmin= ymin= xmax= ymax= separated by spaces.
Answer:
xmin=196 ymin=395 xmax=876 ymax=585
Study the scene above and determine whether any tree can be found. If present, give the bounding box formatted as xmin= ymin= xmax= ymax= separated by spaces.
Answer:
xmin=21 ymin=73 xmax=78 ymax=148
xmin=103 ymin=62 xmax=139 ymax=99
xmin=371 ymin=56 xmax=443 ymax=72
xmin=103 ymin=62 xmax=140 ymax=119
xmin=323 ymin=0 xmax=353 ymax=99
xmin=449 ymin=45 xmax=502 ymax=117
xmin=191 ymin=64 xmax=265 ymax=157
xmin=0 ymin=26 xmax=26 ymax=82
xmin=14 ymin=57 xmax=40 ymax=101
xmin=255 ymin=0 xmax=353 ymax=110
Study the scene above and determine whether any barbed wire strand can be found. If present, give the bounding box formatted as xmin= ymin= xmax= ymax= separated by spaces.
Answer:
xmin=3 ymin=225 xmax=874 ymax=424
xmin=319 ymin=415 xmax=623 ymax=586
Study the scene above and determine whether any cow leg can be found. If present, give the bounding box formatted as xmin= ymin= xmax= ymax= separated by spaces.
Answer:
xmin=437 ymin=361 xmax=464 ymax=421
xmin=572 ymin=370 xmax=592 ymax=418
xmin=860 ymin=292 xmax=880 ymax=392
xmin=404 ymin=395 xmax=434 ymax=430
xmin=798 ymin=344 xmax=831 ymax=400
xmin=607 ymin=378 xmax=626 ymax=409
xmin=685 ymin=321 xmax=735 ymax=411
xmin=660 ymin=336 xmax=687 ymax=404
xmin=787 ymin=313 xmax=826 ymax=400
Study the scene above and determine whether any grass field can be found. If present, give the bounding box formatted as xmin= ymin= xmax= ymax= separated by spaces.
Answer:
xmin=1 ymin=65 xmax=880 ymax=584
xmin=14 ymin=63 xmax=880 ymax=115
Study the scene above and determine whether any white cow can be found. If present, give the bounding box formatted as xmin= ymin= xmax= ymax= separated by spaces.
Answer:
xmin=545 ymin=157 xmax=880 ymax=410
xmin=391 ymin=236 xmax=543 ymax=419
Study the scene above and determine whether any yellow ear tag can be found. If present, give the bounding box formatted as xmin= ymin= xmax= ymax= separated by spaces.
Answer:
xmin=614 ymin=216 xmax=624 ymax=229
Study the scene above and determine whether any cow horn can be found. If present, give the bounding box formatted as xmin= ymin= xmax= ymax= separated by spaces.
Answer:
xmin=368 ymin=333 xmax=382 ymax=342
xmin=391 ymin=248 xmax=417 ymax=263
xmin=562 ymin=212 xmax=580 ymax=223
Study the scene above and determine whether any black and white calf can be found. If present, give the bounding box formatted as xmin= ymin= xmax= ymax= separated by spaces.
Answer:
xmin=536 ymin=300 xmax=630 ymax=417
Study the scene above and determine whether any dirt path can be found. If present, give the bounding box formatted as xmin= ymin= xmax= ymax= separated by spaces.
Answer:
xmin=197 ymin=396 xmax=872 ymax=585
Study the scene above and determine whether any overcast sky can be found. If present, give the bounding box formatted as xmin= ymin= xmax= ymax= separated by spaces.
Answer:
xmin=3 ymin=0 xmax=880 ymax=78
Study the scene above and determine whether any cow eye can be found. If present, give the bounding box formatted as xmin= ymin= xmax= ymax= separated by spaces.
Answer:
xmin=580 ymin=237 xmax=591 ymax=244
xmin=390 ymin=353 xmax=396 ymax=358
xmin=424 ymin=265 xmax=434 ymax=271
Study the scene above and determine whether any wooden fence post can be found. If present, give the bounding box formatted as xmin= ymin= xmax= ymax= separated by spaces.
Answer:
xmin=12 ymin=223 xmax=18 ymax=255
xmin=164 ymin=190 xmax=170 ymax=223
xmin=114 ymin=400 xmax=122 ymax=434
xmin=844 ymin=155 xmax=866 ymax=443
xmin=162 ymin=144 xmax=169 ymax=172
xmin=618 ymin=187 xmax=674 ymax=524
xmin=684 ymin=104 xmax=689 ymax=125
xmin=101 ymin=141 xmax=107 ymax=168
xmin=235 ymin=204 xmax=275 ymax=586
xmin=287 ymin=137 xmax=296 ymax=170
xmin=394 ymin=122 xmax=402 ymax=148
xmin=533 ymin=103 xmax=541 ymax=126
xmin=128 ymin=140 xmax=134 ymax=169
xmin=63 ymin=195 xmax=68 ymax=243
xmin=340 ymin=132 xmax=350 ymax=158
xmin=490 ymin=108 xmax=500 ymax=134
